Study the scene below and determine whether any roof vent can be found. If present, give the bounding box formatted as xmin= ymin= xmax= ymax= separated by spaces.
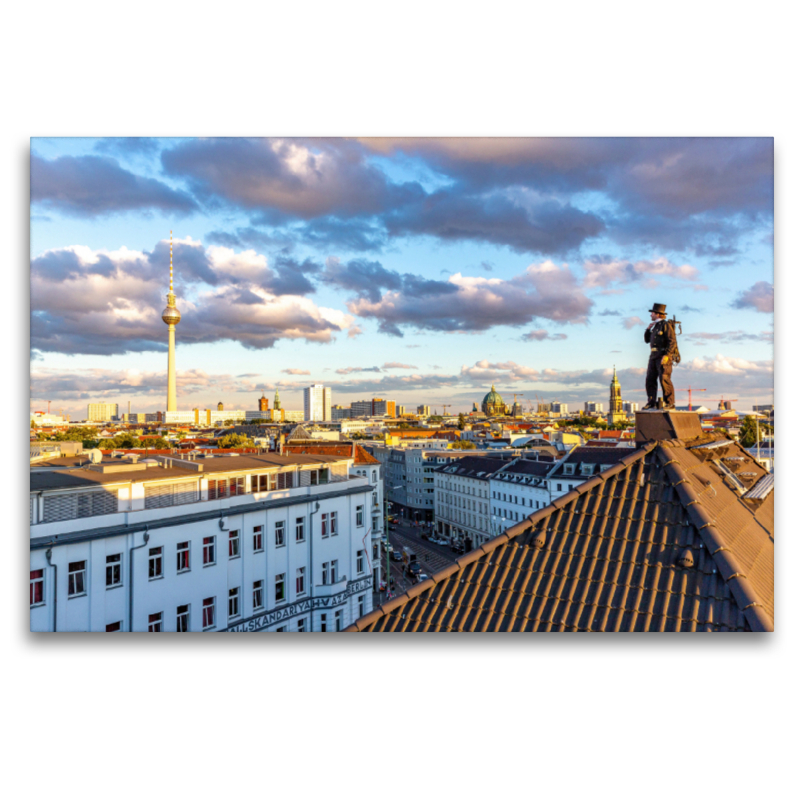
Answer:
xmin=676 ymin=548 xmax=695 ymax=569
xmin=531 ymin=529 xmax=546 ymax=549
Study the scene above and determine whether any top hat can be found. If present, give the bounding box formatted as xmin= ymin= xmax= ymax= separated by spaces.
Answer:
xmin=648 ymin=303 xmax=667 ymax=315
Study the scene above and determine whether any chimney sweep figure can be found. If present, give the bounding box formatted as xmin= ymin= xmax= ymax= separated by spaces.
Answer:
xmin=644 ymin=303 xmax=678 ymax=409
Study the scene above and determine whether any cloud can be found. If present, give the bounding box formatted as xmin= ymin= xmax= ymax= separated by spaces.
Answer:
xmin=281 ymin=368 xmax=311 ymax=375
xmin=161 ymin=137 xmax=421 ymax=219
xmin=522 ymin=329 xmax=568 ymax=342
xmin=731 ymin=281 xmax=774 ymax=313
xmin=685 ymin=354 xmax=773 ymax=375
xmin=335 ymin=366 xmax=383 ymax=375
xmin=598 ymin=309 xmax=621 ymax=316
xmin=31 ymin=154 xmax=198 ymax=217
xmin=480 ymin=261 xmax=494 ymax=272
xmin=30 ymin=239 xmax=351 ymax=356
xmin=582 ymin=255 xmax=700 ymax=289
xmin=383 ymin=362 xmax=418 ymax=369
xmin=321 ymin=257 xmax=402 ymax=303
xmin=685 ymin=330 xmax=773 ymax=344
xmin=347 ymin=260 xmax=593 ymax=336
xmin=623 ymin=316 xmax=644 ymax=329
xmin=347 ymin=326 xmax=363 ymax=338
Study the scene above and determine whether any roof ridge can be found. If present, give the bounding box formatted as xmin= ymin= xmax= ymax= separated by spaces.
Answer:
xmin=655 ymin=444 xmax=773 ymax=632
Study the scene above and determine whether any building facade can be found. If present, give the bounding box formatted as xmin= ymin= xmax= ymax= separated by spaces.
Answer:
xmin=30 ymin=452 xmax=374 ymax=632
xmin=434 ymin=456 xmax=510 ymax=548
xmin=304 ymin=385 xmax=332 ymax=421
xmin=606 ymin=367 xmax=627 ymax=425
xmin=87 ymin=403 xmax=119 ymax=422
xmin=584 ymin=402 xmax=604 ymax=414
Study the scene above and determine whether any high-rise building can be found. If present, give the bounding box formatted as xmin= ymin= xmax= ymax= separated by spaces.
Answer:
xmin=550 ymin=402 xmax=568 ymax=415
xmin=332 ymin=405 xmax=351 ymax=420
xmin=372 ymin=398 xmax=396 ymax=417
xmin=417 ymin=405 xmax=430 ymax=416
xmin=585 ymin=402 xmax=604 ymax=414
xmin=87 ymin=403 xmax=119 ymax=422
xmin=258 ymin=393 xmax=269 ymax=412
xmin=350 ymin=400 xmax=373 ymax=417
xmin=622 ymin=401 xmax=639 ymax=413
xmin=396 ymin=405 xmax=406 ymax=416
xmin=304 ymin=384 xmax=331 ymax=421
xmin=161 ymin=231 xmax=181 ymax=412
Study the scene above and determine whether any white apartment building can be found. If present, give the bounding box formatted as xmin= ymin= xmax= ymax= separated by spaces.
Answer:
xmin=433 ymin=456 xmax=510 ymax=548
xmin=87 ymin=403 xmax=119 ymax=422
xmin=304 ymin=385 xmax=332 ymax=422
xmin=30 ymin=452 xmax=374 ymax=633
xmin=584 ymin=402 xmax=604 ymax=414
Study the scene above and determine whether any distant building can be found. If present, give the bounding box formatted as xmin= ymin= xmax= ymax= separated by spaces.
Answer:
xmin=396 ymin=406 xmax=406 ymax=416
xmin=585 ymin=402 xmax=604 ymax=414
xmin=550 ymin=402 xmax=568 ymax=415
xmin=417 ymin=405 xmax=431 ymax=416
xmin=371 ymin=398 xmax=396 ymax=417
xmin=481 ymin=385 xmax=506 ymax=416
xmin=284 ymin=410 xmax=304 ymax=423
xmin=753 ymin=404 xmax=774 ymax=415
xmin=258 ymin=393 xmax=269 ymax=412
xmin=331 ymin=405 xmax=351 ymax=420
xmin=87 ymin=403 xmax=119 ymax=422
xmin=622 ymin=401 xmax=639 ymax=413
xmin=304 ymin=385 xmax=331 ymax=422
xmin=350 ymin=400 xmax=373 ymax=417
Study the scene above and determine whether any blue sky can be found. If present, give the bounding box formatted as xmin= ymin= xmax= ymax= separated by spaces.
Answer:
xmin=30 ymin=137 xmax=774 ymax=417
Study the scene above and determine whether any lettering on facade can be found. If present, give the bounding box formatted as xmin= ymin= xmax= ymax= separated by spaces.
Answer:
xmin=223 ymin=577 xmax=373 ymax=632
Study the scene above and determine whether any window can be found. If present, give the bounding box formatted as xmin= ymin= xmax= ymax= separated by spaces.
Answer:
xmin=356 ymin=550 xmax=365 ymax=574
xmin=177 ymin=541 xmax=190 ymax=572
xmin=276 ymin=626 xmax=287 ymax=632
xmin=330 ymin=511 xmax=337 ymax=535
xmin=557 ymin=483 xmax=562 ymax=492
xmin=322 ymin=561 xmax=330 ymax=586
xmin=310 ymin=469 xmax=319 ymax=485
xmin=230 ymin=477 xmax=244 ymax=496
xmin=30 ymin=569 xmax=44 ymax=606
xmin=149 ymin=547 xmax=163 ymax=579
xmin=275 ymin=521 xmax=285 ymax=547
xmin=253 ymin=580 xmax=264 ymax=610
xmin=372 ymin=543 xmax=378 ymax=560
xmin=68 ymin=561 xmax=86 ymax=596
xmin=229 ymin=530 xmax=240 ymax=558
xmin=296 ymin=567 xmax=306 ymax=596
xmin=203 ymin=536 xmax=216 ymax=566
xmin=209 ymin=479 xmax=228 ymax=500
xmin=321 ymin=512 xmax=329 ymax=538
xmin=228 ymin=587 xmax=240 ymax=619
xmin=202 ymin=597 xmax=215 ymax=630
xmin=320 ymin=613 xmax=327 ymax=632
xmin=358 ymin=594 xmax=365 ymax=618
xmin=106 ymin=553 xmax=122 ymax=588
xmin=335 ymin=609 xmax=343 ymax=631
xmin=106 ymin=621 xmax=122 ymax=632
xmin=330 ymin=560 xmax=338 ymax=583
xmin=356 ymin=505 xmax=364 ymax=527
xmin=253 ymin=526 xmax=264 ymax=552
xmin=297 ymin=617 xmax=307 ymax=632
xmin=295 ymin=517 xmax=305 ymax=542
xmin=252 ymin=474 xmax=275 ymax=493
xmin=176 ymin=604 xmax=190 ymax=632
xmin=275 ymin=573 xmax=286 ymax=603
xmin=148 ymin=612 xmax=162 ymax=632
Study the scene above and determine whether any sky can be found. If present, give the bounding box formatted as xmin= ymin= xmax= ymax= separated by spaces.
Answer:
xmin=29 ymin=137 xmax=774 ymax=417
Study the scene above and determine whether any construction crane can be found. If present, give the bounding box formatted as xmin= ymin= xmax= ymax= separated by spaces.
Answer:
xmin=441 ymin=404 xmax=452 ymax=417
xmin=676 ymin=386 xmax=706 ymax=411
xmin=512 ymin=393 xmax=524 ymax=417
xmin=718 ymin=396 xmax=739 ymax=411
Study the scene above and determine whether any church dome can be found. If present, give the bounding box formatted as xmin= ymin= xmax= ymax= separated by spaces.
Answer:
xmin=482 ymin=385 xmax=503 ymax=407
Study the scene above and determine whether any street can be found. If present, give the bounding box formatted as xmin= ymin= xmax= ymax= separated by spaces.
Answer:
xmin=372 ymin=517 xmax=459 ymax=608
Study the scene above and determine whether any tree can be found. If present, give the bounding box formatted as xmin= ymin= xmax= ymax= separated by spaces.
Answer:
xmin=449 ymin=440 xmax=476 ymax=450
xmin=737 ymin=416 xmax=773 ymax=448
xmin=217 ymin=433 xmax=254 ymax=449
xmin=457 ymin=413 xmax=466 ymax=430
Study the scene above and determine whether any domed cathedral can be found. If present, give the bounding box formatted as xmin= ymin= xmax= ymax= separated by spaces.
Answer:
xmin=481 ymin=384 xmax=507 ymax=417
xmin=606 ymin=367 xmax=627 ymax=425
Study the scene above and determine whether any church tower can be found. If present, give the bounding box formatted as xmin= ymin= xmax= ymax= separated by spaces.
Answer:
xmin=606 ymin=366 xmax=627 ymax=425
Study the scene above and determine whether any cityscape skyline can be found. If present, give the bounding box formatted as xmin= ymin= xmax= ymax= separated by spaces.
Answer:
xmin=30 ymin=137 xmax=774 ymax=417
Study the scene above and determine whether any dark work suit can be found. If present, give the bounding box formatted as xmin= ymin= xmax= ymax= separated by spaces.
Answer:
xmin=644 ymin=319 xmax=677 ymax=407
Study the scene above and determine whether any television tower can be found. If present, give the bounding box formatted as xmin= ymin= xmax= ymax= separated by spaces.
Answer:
xmin=161 ymin=231 xmax=181 ymax=412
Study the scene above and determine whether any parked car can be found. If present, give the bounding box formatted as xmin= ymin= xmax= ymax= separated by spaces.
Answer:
xmin=391 ymin=551 xmax=403 ymax=562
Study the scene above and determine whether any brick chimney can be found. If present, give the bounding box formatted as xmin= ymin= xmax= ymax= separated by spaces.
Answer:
xmin=635 ymin=410 xmax=704 ymax=444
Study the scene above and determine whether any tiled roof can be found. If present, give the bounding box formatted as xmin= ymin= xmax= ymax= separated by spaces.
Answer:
xmin=496 ymin=459 xmax=552 ymax=477
xmin=435 ymin=456 xmax=510 ymax=479
xmin=284 ymin=442 xmax=380 ymax=464
xmin=349 ymin=435 xmax=773 ymax=633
